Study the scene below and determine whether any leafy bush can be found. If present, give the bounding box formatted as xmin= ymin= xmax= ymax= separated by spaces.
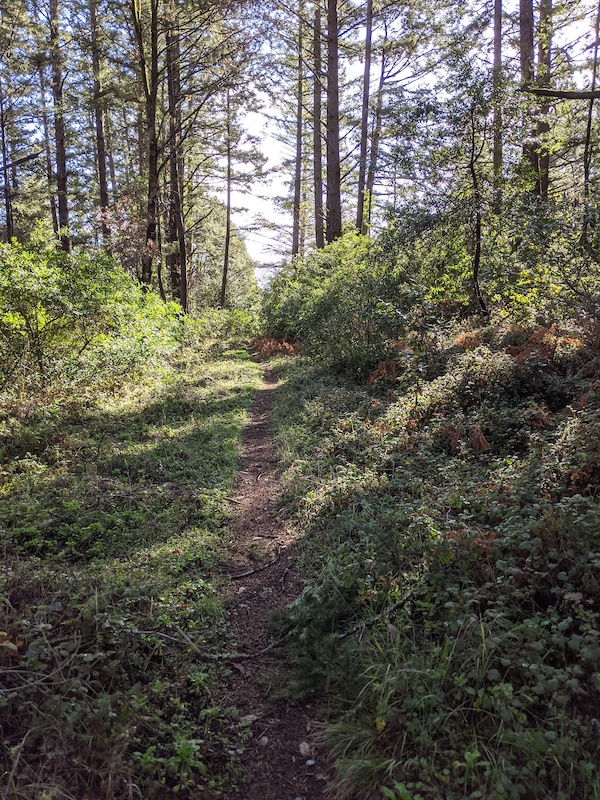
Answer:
xmin=0 ymin=241 xmax=187 ymax=388
xmin=271 ymin=331 xmax=600 ymax=800
xmin=262 ymin=232 xmax=425 ymax=375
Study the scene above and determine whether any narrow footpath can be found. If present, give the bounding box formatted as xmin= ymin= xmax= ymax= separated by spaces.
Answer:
xmin=222 ymin=361 xmax=327 ymax=800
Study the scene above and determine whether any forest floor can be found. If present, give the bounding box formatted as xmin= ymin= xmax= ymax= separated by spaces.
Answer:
xmin=219 ymin=360 xmax=328 ymax=800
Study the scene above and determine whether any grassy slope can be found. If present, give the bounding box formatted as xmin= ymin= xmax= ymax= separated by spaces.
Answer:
xmin=270 ymin=330 xmax=600 ymax=800
xmin=0 ymin=343 xmax=262 ymax=799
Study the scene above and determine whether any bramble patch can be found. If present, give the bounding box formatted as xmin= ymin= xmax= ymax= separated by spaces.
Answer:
xmin=368 ymin=360 xmax=403 ymax=384
xmin=251 ymin=335 xmax=300 ymax=357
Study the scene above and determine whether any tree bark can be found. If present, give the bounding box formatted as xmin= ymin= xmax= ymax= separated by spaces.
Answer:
xmin=356 ymin=0 xmax=373 ymax=232
xmin=105 ymin=109 xmax=117 ymax=196
xmin=492 ymin=0 xmax=502 ymax=209
xmin=220 ymin=89 xmax=232 ymax=308
xmin=89 ymin=0 xmax=110 ymax=245
xmin=49 ymin=0 xmax=71 ymax=252
xmin=468 ymin=107 xmax=486 ymax=315
xmin=0 ymin=76 xmax=14 ymax=241
xmin=535 ymin=0 xmax=552 ymax=199
xmin=313 ymin=1 xmax=324 ymax=248
xmin=166 ymin=0 xmax=187 ymax=310
xmin=325 ymin=0 xmax=342 ymax=242
xmin=519 ymin=0 xmax=536 ymax=179
xmin=365 ymin=43 xmax=386 ymax=234
xmin=292 ymin=1 xmax=304 ymax=257
xmin=130 ymin=0 xmax=160 ymax=285
xmin=37 ymin=62 xmax=59 ymax=235
xmin=584 ymin=1 xmax=600 ymax=203
xmin=524 ymin=87 xmax=600 ymax=100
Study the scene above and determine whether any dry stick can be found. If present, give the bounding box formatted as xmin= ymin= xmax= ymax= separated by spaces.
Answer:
xmin=126 ymin=627 xmax=293 ymax=661
xmin=338 ymin=590 xmax=415 ymax=640
xmin=280 ymin=566 xmax=290 ymax=588
xmin=231 ymin=548 xmax=281 ymax=579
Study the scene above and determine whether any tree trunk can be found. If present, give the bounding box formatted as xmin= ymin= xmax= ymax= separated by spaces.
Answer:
xmin=468 ymin=107 xmax=486 ymax=315
xmin=89 ymin=0 xmax=110 ymax=245
xmin=0 ymin=76 xmax=14 ymax=241
xmin=535 ymin=0 xmax=551 ymax=199
xmin=364 ymin=43 xmax=386 ymax=234
xmin=105 ymin=109 xmax=117 ymax=196
xmin=313 ymin=1 xmax=324 ymax=248
xmin=325 ymin=0 xmax=342 ymax=242
xmin=220 ymin=90 xmax=232 ymax=308
xmin=130 ymin=0 xmax=160 ymax=285
xmin=292 ymin=1 xmax=304 ymax=257
xmin=492 ymin=0 xmax=503 ymax=209
xmin=581 ymin=0 xmax=600 ymax=250
xmin=37 ymin=63 xmax=59 ymax=235
xmin=166 ymin=0 xmax=188 ymax=311
xmin=356 ymin=0 xmax=373 ymax=232
xmin=49 ymin=0 xmax=71 ymax=252
xmin=584 ymin=0 xmax=600 ymax=204
xmin=519 ymin=0 xmax=536 ymax=179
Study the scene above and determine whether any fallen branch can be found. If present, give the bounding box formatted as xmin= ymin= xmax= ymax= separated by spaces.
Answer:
xmin=126 ymin=626 xmax=293 ymax=661
xmin=231 ymin=548 xmax=281 ymax=579
xmin=339 ymin=590 xmax=415 ymax=640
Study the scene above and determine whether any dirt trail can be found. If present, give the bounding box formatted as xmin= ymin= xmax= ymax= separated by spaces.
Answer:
xmin=222 ymin=361 xmax=327 ymax=800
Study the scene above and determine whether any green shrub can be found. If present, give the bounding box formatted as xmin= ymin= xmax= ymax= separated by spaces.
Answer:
xmin=262 ymin=232 xmax=425 ymax=375
xmin=0 ymin=241 xmax=175 ymax=387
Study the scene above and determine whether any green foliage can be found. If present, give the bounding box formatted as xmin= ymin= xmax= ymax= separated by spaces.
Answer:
xmin=0 ymin=240 xmax=187 ymax=389
xmin=0 ymin=286 xmax=263 ymax=797
xmin=262 ymin=232 xmax=424 ymax=375
xmin=271 ymin=330 xmax=600 ymax=800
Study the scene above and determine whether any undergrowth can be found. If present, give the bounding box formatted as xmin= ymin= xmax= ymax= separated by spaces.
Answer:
xmin=0 ymin=317 xmax=262 ymax=798
xmin=270 ymin=325 xmax=600 ymax=800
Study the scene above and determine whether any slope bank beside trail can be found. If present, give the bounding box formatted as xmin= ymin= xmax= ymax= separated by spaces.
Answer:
xmin=221 ymin=359 xmax=327 ymax=800
xmin=264 ymin=339 xmax=600 ymax=800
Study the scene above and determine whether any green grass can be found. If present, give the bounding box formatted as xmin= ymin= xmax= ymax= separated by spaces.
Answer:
xmin=269 ymin=333 xmax=600 ymax=800
xmin=0 ymin=343 xmax=262 ymax=799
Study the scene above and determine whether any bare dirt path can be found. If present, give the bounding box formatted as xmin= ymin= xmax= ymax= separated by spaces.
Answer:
xmin=221 ymin=360 xmax=327 ymax=800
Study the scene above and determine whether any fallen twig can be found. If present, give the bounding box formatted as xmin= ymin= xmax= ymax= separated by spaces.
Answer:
xmin=231 ymin=548 xmax=281 ymax=579
xmin=280 ymin=566 xmax=290 ymax=588
xmin=126 ymin=626 xmax=293 ymax=661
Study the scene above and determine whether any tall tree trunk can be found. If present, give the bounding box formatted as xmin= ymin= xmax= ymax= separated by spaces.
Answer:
xmin=89 ymin=0 xmax=110 ymax=245
xmin=0 ymin=77 xmax=14 ymax=241
xmin=584 ymin=0 xmax=600 ymax=204
xmin=131 ymin=0 xmax=159 ymax=285
xmin=313 ymin=1 xmax=324 ymax=248
xmin=105 ymin=109 xmax=117 ymax=195
xmin=492 ymin=0 xmax=503 ymax=209
xmin=364 ymin=43 xmax=386 ymax=234
xmin=49 ymin=0 xmax=70 ymax=252
xmin=519 ymin=0 xmax=536 ymax=180
xmin=581 ymin=0 xmax=600 ymax=250
xmin=220 ymin=90 xmax=232 ymax=308
xmin=325 ymin=0 xmax=342 ymax=242
xmin=356 ymin=0 xmax=373 ymax=232
xmin=166 ymin=0 xmax=187 ymax=311
xmin=535 ymin=0 xmax=552 ymax=199
xmin=37 ymin=63 xmax=59 ymax=234
xmin=468 ymin=107 xmax=486 ymax=314
xmin=292 ymin=1 xmax=304 ymax=257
